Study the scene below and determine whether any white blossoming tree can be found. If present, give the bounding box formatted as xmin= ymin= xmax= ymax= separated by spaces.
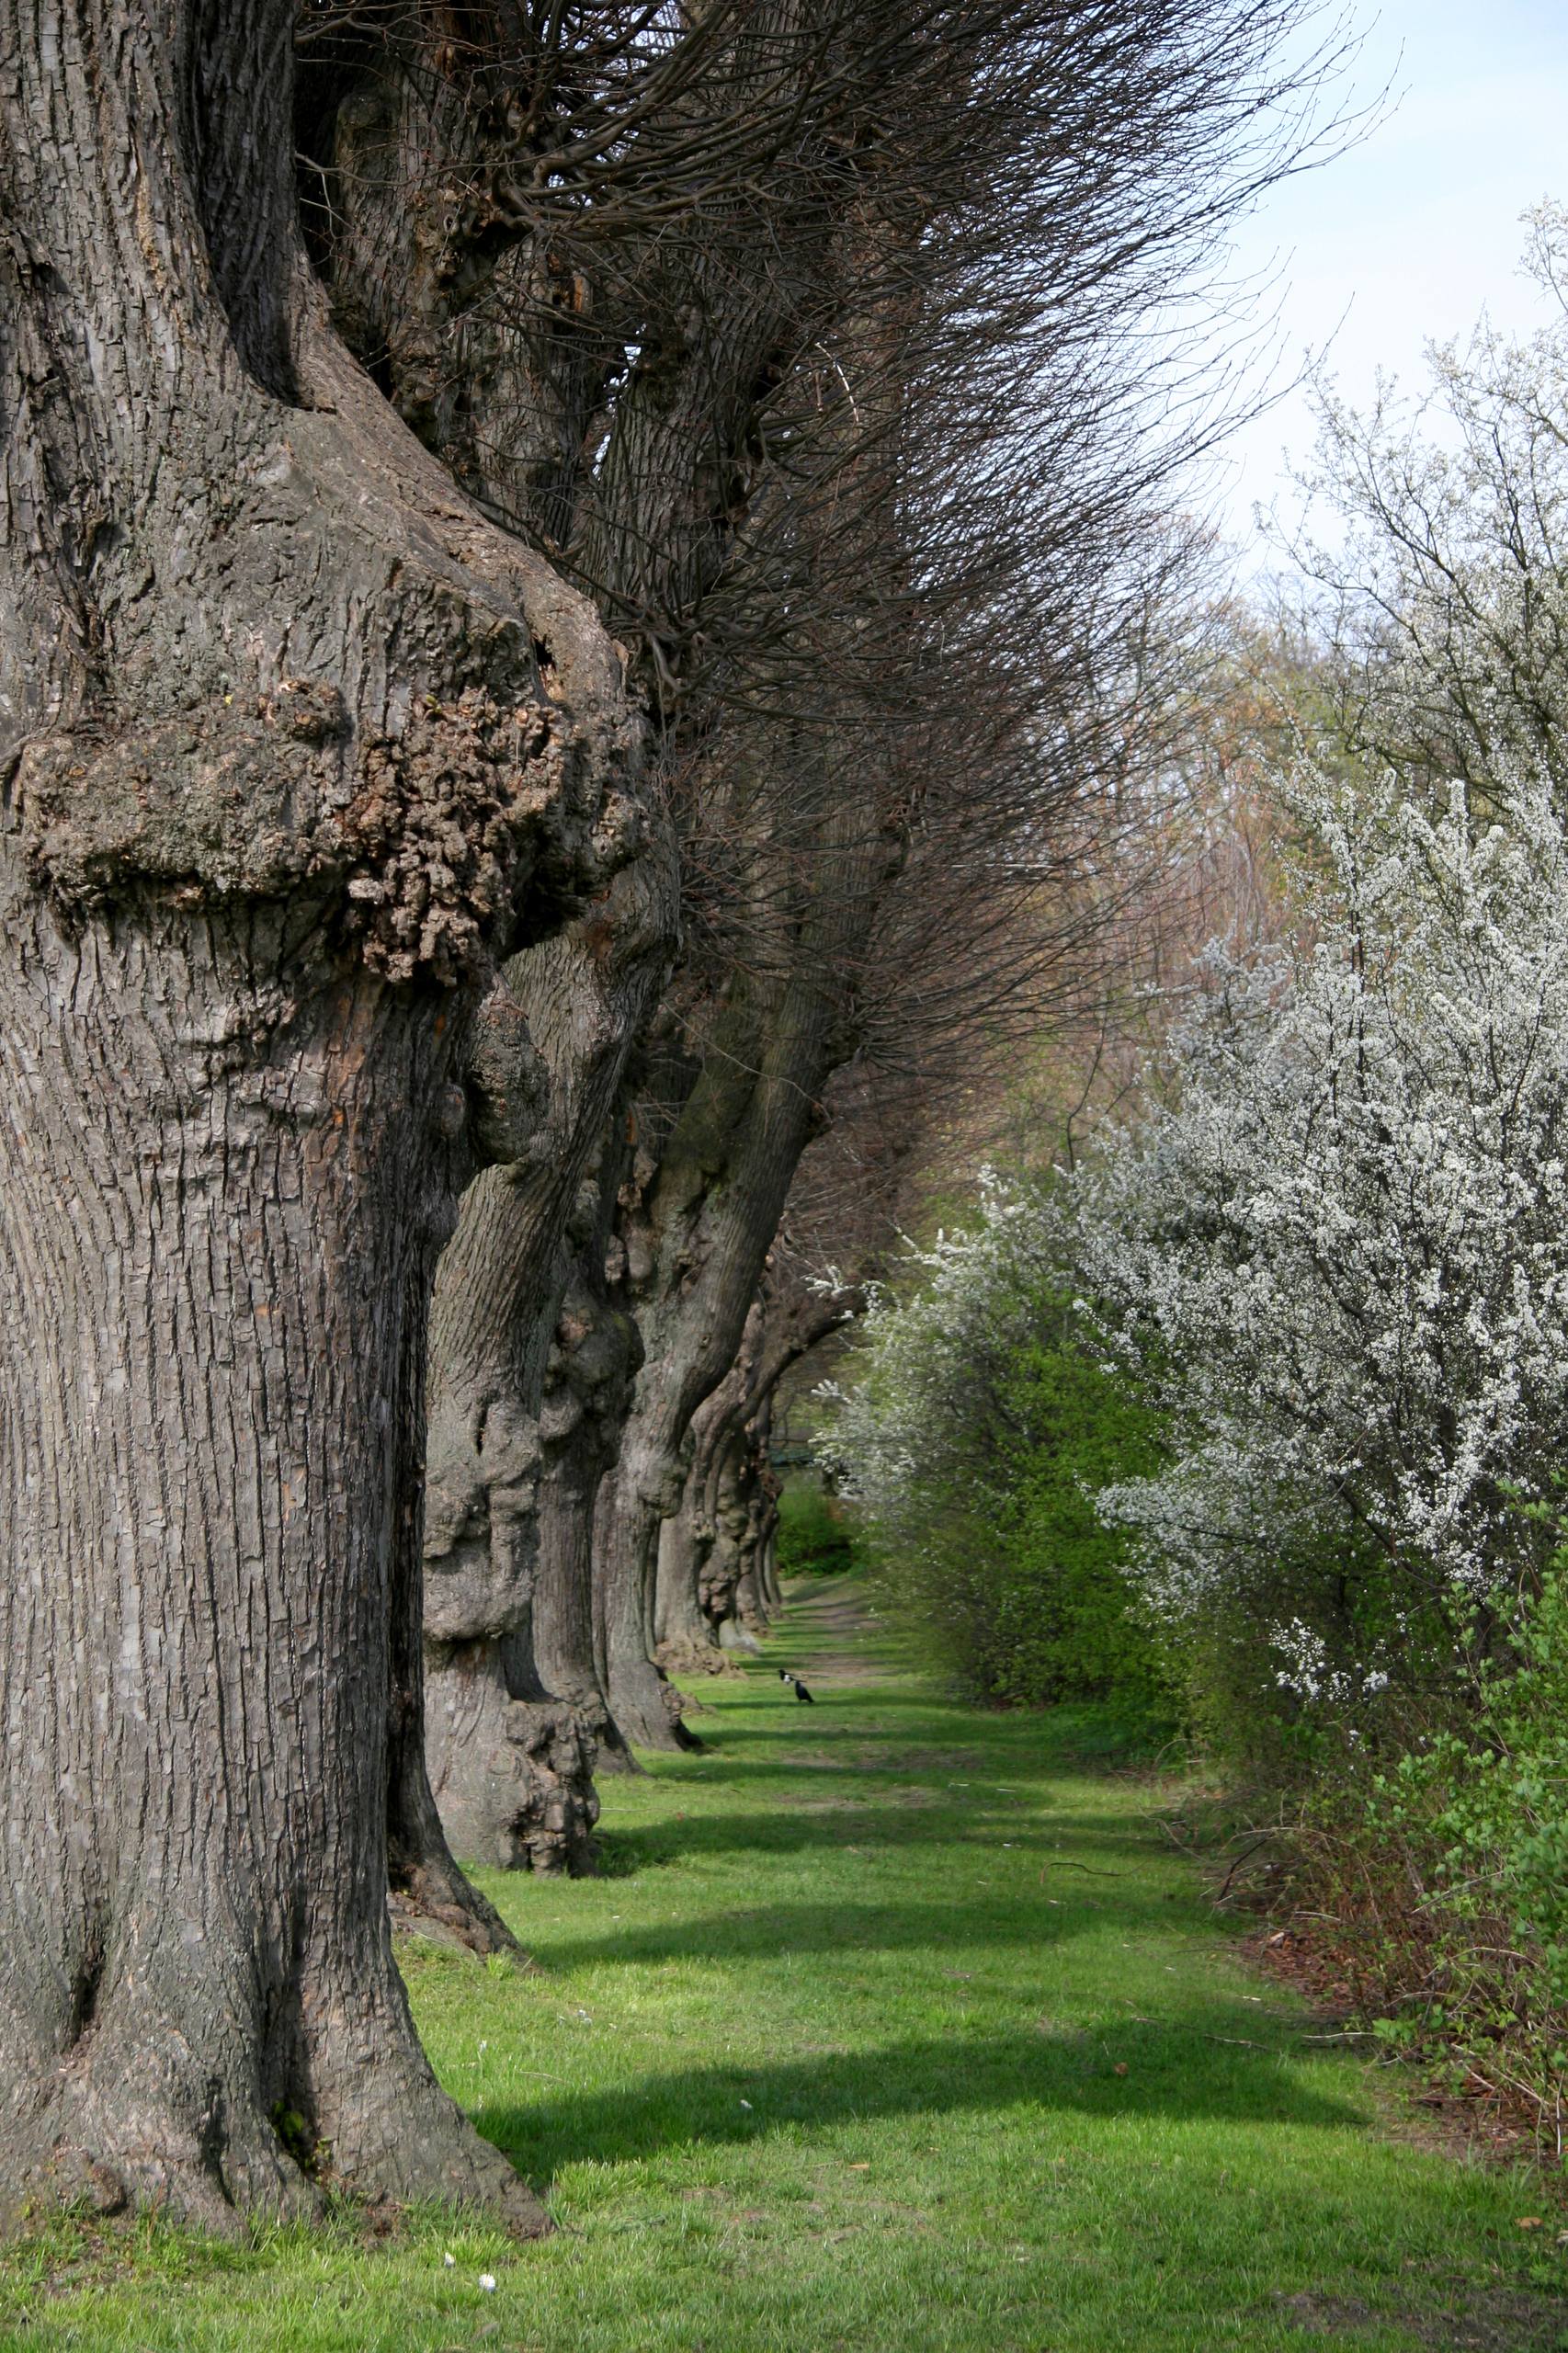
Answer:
xmin=833 ymin=220 xmax=1568 ymax=1734
xmin=1081 ymin=766 xmax=1568 ymax=1684
xmin=818 ymin=1178 xmax=1058 ymax=1540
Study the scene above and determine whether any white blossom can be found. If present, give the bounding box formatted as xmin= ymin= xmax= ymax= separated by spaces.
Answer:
xmin=1078 ymin=763 xmax=1568 ymax=1624
xmin=815 ymin=1172 xmax=1070 ymax=1558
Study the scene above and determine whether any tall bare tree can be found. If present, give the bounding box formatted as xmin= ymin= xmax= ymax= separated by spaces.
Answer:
xmin=574 ymin=0 xmax=1346 ymax=1756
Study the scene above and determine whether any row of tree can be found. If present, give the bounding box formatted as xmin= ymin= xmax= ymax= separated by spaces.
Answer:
xmin=0 ymin=0 xmax=1335 ymax=2237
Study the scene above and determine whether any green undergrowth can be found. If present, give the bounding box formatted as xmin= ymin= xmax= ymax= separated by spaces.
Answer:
xmin=775 ymin=1480 xmax=862 ymax=1577
xmin=3 ymin=1578 xmax=1565 ymax=2351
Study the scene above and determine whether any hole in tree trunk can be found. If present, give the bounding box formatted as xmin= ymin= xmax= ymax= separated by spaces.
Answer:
xmin=271 ymin=2103 xmax=322 ymax=2181
xmin=69 ymin=1946 xmax=104 ymax=2047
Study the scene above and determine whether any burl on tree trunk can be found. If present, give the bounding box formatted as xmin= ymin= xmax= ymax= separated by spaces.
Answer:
xmin=0 ymin=2 xmax=643 ymax=2234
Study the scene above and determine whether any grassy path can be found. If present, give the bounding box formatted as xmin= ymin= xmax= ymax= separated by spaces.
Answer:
xmin=5 ymin=1579 xmax=1566 ymax=2351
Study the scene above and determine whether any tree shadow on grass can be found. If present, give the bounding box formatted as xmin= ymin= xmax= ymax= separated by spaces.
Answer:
xmin=483 ymin=2014 xmax=1362 ymax=2180
xmin=679 ymin=1684 xmax=991 ymax=1737
xmin=642 ymin=1686 xmax=1166 ymax=1789
xmin=524 ymin=1892 xmax=1184 ymax=1972
xmin=708 ymin=1710 xmax=1158 ymax=1776
xmin=605 ymin=1799 xmax=1161 ymax=1859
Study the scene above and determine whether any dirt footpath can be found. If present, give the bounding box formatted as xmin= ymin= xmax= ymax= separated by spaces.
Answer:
xmin=776 ymin=1574 xmax=892 ymax=1686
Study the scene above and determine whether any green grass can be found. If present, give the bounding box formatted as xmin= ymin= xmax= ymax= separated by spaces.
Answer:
xmin=4 ymin=1580 xmax=1566 ymax=2351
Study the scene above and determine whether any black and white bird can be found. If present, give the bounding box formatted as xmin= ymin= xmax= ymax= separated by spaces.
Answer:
xmin=778 ymin=1667 xmax=815 ymax=1705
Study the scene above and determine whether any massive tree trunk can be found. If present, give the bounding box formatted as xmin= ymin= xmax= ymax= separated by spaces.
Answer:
xmin=0 ymin=1 xmax=639 ymax=2233
xmin=530 ymin=1216 xmax=650 ymax=1777
xmin=757 ymin=1501 xmax=785 ymax=1619
xmin=420 ymin=850 xmax=676 ymax=1871
xmin=308 ymin=6 xmax=847 ymax=1835
xmin=653 ymin=1302 xmax=768 ymax=1665
xmin=315 ymin=5 xmax=913 ymax=1813
xmin=733 ymin=1391 xmax=784 ymax=1639
xmin=659 ymin=1422 xmax=771 ymax=1660
xmin=0 ymin=913 xmax=524 ymax=2231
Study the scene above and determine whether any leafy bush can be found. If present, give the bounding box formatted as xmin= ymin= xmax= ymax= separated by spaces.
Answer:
xmin=955 ymin=1326 xmax=1175 ymax=1713
xmin=776 ymin=1482 xmax=861 ymax=1577
xmin=1421 ymin=1568 xmax=1568 ymax=2018
xmin=1260 ymin=1551 xmax=1568 ymax=2143
xmin=820 ymin=1191 xmax=1176 ymax=1718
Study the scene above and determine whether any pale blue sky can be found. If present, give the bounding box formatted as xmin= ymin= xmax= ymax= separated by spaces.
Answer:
xmin=1216 ymin=0 xmax=1568 ymax=551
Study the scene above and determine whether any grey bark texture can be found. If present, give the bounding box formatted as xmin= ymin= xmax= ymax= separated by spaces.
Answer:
xmin=306 ymin=9 xmax=842 ymax=1827
xmin=528 ymin=1129 xmax=650 ymax=1778
xmin=654 ymin=1302 xmax=769 ymax=1666
xmin=304 ymin=3 xmax=865 ymax=1812
xmin=0 ymin=0 xmax=644 ymax=2233
xmin=723 ymin=1388 xmax=783 ymax=1648
xmin=420 ymin=844 xmax=676 ymax=1870
xmin=656 ymin=1272 xmax=854 ymax=1661
xmin=594 ymin=915 xmax=866 ymax=1745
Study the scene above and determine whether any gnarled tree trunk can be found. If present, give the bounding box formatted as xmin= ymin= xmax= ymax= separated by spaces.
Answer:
xmin=656 ymin=1273 xmax=852 ymax=1658
xmin=733 ymin=1392 xmax=785 ymax=1639
xmin=653 ymin=1301 xmax=768 ymax=1666
xmin=712 ymin=1412 xmax=781 ymax=1654
xmin=593 ymin=936 xmax=858 ymax=1746
xmin=0 ymin=0 xmax=639 ymax=2233
xmin=420 ymin=850 xmax=676 ymax=1871
xmin=526 ymin=1082 xmax=655 ymax=1779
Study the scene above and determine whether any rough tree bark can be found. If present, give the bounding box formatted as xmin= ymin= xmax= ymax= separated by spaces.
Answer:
xmin=308 ymin=18 xmax=657 ymax=1873
xmin=528 ymin=1112 xmax=649 ymax=1775
xmin=315 ymin=0 xmax=1336 ymax=1835
xmin=732 ymin=1391 xmax=785 ymax=1639
xmin=756 ymin=1484 xmax=786 ymax=1619
xmin=654 ymin=1302 xmax=769 ymax=1665
xmin=655 ymin=1273 xmax=855 ymax=1660
xmin=593 ymin=884 xmax=873 ymax=1746
xmin=0 ymin=1 xmax=642 ymax=2233
xmin=313 ymin=4 xmax=926 ymax=1823
xmin=420 ymin=846 xmax=676 ymax=1871
xmin=306 ymin=6 xmax=843 ymax=1836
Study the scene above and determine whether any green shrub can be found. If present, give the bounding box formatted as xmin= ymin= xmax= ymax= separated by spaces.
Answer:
xmin=957 ymin=1328 xmax=1176 ymax=1715
xmin=1229 ymin=1540 xmax=1568 ymax=2150
xmin=1349 ymin=1563 xmax=1568 ymax=2117
xmin=776 ymin=1482 xmax=861 ymax=1577
xmin=849 ymin=1288 xmax=1176 ymax=1719
xmin=822 ymin=1183 xmax=1179 ymax=1723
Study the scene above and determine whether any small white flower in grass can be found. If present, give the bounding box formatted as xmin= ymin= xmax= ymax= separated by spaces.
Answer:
xmin=479 ymin=2273 xmax=497 ymax=2293
xmin=740 ymin=2097 xmax=753 ymax=2109
xmin=442 ymin=2252 xmax=455 ymax=2268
